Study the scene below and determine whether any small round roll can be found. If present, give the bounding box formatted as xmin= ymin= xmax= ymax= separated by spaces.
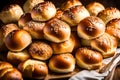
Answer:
xmin=7 ymin=50 xmax=31 ymax=65
xmin=18 ymin=13 xmax=32 ymax=28
xmin=23 ymin=20 xmax=45 ymax=39
xmin=48 ymin=53 xmax=75 ymax=73
xmin=61 ymin=0 xmax=82 ymax=11
xmin=18 ymin=59 xmax=48 ymax=78
xmin=4 ymin=30 xmax=32 ymax=52
xmin=97 ymin=7 xmax=120 ymax=24
xmin=43 ymin=18 xmax=71 ymax=43
xmin=61 ymin=5 xmax=90 ymax=27
xmin=0 ymin=68 xmax=22 ymax=80
xmin=23 ymin=0 xmax=44 ymax=13
xmin=75 ymin=47 xmax=103 ymax=70
xmin=50 ymin=34 xmax=75 ymax=54
xmin=0 ymin=4 xmax=24 ymax=24
xmin=77 ymin=16 xmax=105 ymax=40
xmin=1 ymin=23 xmax=19 ymax=38
xmin=91 ymin=33 xmax=118 ymax=58
xmin=86 ymin=2 xmax=105 ymax=16
xmin=31 ymin=1 xmax=57 ymax=21
xmin=106 ymin=18 xmax=120 ymax=39
xmin=29 ymin=41 xmax=53 ymax=60
xmin=0 ymin=61 xmax=13 ymax=70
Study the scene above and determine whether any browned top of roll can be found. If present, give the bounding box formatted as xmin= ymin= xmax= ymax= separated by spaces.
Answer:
xmin=77 ymin=16 xmax=105 ymax=39
xmin=49 ymin=53 xmax=75 ymax=69
xmin=76 ymin=47 xmax=103 ymax=64
xmin=43 ymin=18 xmax=71 ymax=43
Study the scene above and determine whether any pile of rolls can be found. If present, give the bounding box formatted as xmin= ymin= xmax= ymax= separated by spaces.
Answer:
xmin=0 ymin=0 xmax=120 ymax=79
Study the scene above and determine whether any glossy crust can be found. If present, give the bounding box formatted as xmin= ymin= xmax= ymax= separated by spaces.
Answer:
xmin=91 ymin=33 xmax=118 ymax=58
xmin=4 ymin=30 xmax=32 ymax=52
xmin=50 ymin=34 xmax=75 ymax=54
xmin=86 ymin=2 xmax=105 ymax=16
xmin=0 ymin=68 xmax=22 ymax=80
xmin=23 ymin=0 xmax=44 ymax=13
xmin=106 ymin=18 xmax=120 ymax=39
xmin=75 ymin=47 xmax=103 ymax=70
xmin=97 ymin=7 xmax=120 ymax=24
xmin=0 ymin=4 xmax=23 ymax=24
xmin=1 ymin=23 xmax=19 ymax=38
xmin=7 ymin=50 xmax=31 ymax=65
xmin=18 ymin=59 xmax=48 ymax=78
xmin=23 ymin=20 xmax=45 ymax=39
xmin=31 ymin=1 xmax=56 ymax=21
xmin=29 ymin=41 xmax=53 ymax=60
xmin=77 ymin=16 xmax=105 ymax=40
xmin=0 ymin=62 xmax=13 ymax=70
xmin=43 ymin=18 xmax=71 ymax=43
xmin=61 ymin=5 xmax=90 ymax=26
xmin=61 ymin=0 xmax=82 ymax=11
xmin=18 ymin=13 xmax=32 ymax=28
xmin=48 ymin=53 xmax=75 ymax=73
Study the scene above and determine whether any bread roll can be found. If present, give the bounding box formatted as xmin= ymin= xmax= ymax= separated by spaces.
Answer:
xmin=97 ymin=7 xmax=120 ymax=24
xmin=77 ymin=16 xmax=105 ymax=40
xmin=4 ymin=30 xmax=32 ymax=52
xmin=29 ymin=41 xmax=53 ymax=60
xmin=61 ymin=0 xmax=82 ymax=11
xmin=18 ymin=13 xmax=32 ymax=28
xmin=75 ymin=47 xmax=103 ymax=70
xmin=1 ymin=23 xmax=19 ymax=38
xmin=7 ymin=50 xmax=31 ymax=65
xmin=0 ymin=68 xmax=22 ymax=80
xmin=54 ymin=9 xmax=63 ymax=19
xmin=106 ymin=18 xmax=120 ymax=39
xmin=18 ymin=59 xmax=48 ymax=78
xmin=43 ymin=18 xmax=71 ymax=43
xmin=0 ymin=4 xmax=24 ymax=24
xmin=50 ymin=34 xmax=75 ymax=54
xmin=91 ymin=33 xmax=118 ymax=58
xmin=23 ymin=20 xmax=45 ymax=39
xmin=0 ymin=62 xmax=13 ymax=70
xmin=31 ymin=1 xmax=56 ymax=21
xmin=86 ymin=2 xmax=105 ymax=16
xmin=23 ymin=0 xmax=44 ymax=13
xmin=61 ymin=5 xmax=90 ymax=27
xmin=48 ymin=53 xmax=75 ymax=73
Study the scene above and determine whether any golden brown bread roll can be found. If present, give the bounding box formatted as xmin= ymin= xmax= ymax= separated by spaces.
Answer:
xmin=61 ymin=5 xmax=90 ymax=27
xmin=77 ymin=16 xmax=105 ymax=40
xmin=61 ymin=0 xmax=82 ymax=11
xmin=91 ymin=33 xmax=118 ymax=58
xmin=23 ymin=20 xmax=45 ymax=39
xmin=54 ymin=9 xmax=63 ymax=19
xmin=18 ymin=13 xmax=32 ymax=28
xmin=86 ymin=2 xmax=105 ymax=16
xmin=0 ymin=62 xmax=13 ymax=70
xmin=7 ymin=50 xmax=31 ymax=65
xmin=48 ymin=53 xmax=75 ymax=73
xmin=4 ymin=30 xmax=32 ymax=52
xmin=50 ymin=34 xmax=75 ymax=54
xmin=75 ymin=47 xmax=103 ymax=70
xmin=18 ymin=59 xmax=48 ymax=78
xmin=0 ymin=4 xmax=24 ymax=24
xmin=43 ymin=18 xmax=71 ymax=43
xmin=97 ymin=7 xmax=120 ymax=24
xmin=23 ymin=0 xmax=44 ymax=13
xmin=0 ymin=67 xmax=22 ymax=80
xmin=29 ymin=41 xmax=53 ymax=60
xmin=1 ymin=23 xmax=19 ymax=38
xmin=106 ymin=18 xmax=120 ymax=39
xmin=31 ymin=1 xmax=57 ymax=21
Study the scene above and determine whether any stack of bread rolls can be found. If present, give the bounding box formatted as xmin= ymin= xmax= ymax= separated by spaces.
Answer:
xmin=0 ymin=0 xmax=119 ymax=79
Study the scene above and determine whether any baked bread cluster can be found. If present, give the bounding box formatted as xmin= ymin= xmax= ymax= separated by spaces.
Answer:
xmin=0 ymin=0 xmax=119 ymax=79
